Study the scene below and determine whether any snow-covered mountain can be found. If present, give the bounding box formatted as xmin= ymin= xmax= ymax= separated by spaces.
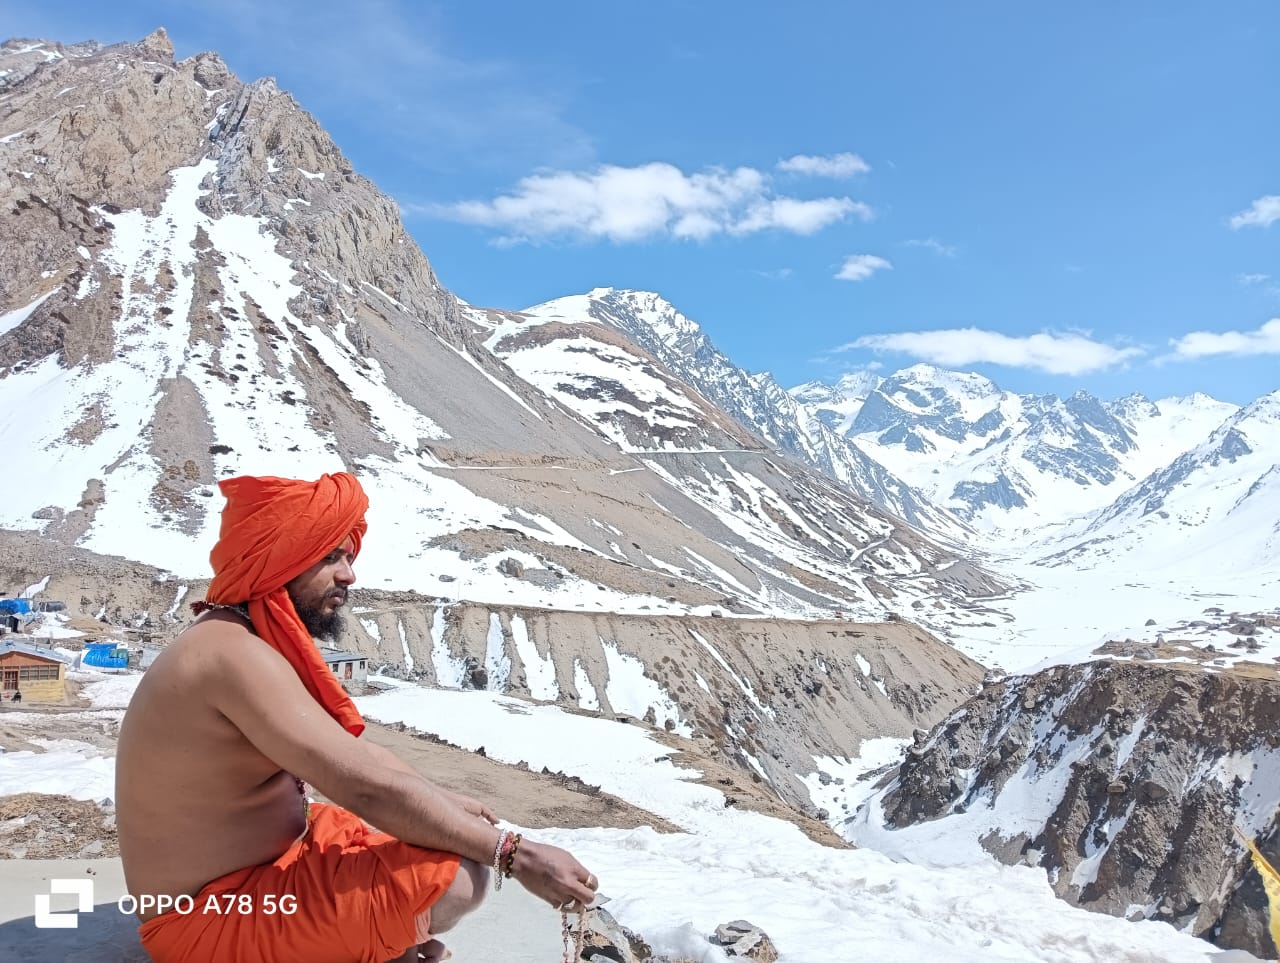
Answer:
xmin=790 ymin=369 xmax=884 ymax=432
xmin=793 ymin=364 xmax=1241 ymax=535
xmin=781 ymin=366 xmax=1280 ymax=656
xmin=488 ymin=289 xmax=972 ymax=543
xmin=1040 ymin=390 xmax=1280 ymax=575
xmin=0 ymin=33 xmax=1008 ymax=629
xmin=0 ymin=26 xmax=1020 ymax=778
xmin=4 ymin=29 xmax=1269 ymax=638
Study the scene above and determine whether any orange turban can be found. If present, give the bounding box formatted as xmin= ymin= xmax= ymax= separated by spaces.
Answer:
xmin=201 ymin=472 xmax=369 ymax=736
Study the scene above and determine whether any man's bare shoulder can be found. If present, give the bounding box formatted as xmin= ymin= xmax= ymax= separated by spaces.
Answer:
xmin=160 ymin=613 xmax=288 ymax=678
xmin=151 ymin=614 xmax=323 ymax=742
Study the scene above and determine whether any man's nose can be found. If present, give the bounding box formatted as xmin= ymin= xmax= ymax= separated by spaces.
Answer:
xmin=335 ymin=558 xmax=356 ymax=585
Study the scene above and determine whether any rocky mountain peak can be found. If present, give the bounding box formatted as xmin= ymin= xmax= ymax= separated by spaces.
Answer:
xmin=888 ymin=362 xmax=1001 ymax=400
xmin=1108 ymin=391 xmax=1159 ymax=420
xmin=136 ymin=27 xmax=174 ymax=62
xmin=787 ymin=379 xmax=840 ymax=405
xmin=789 ymin=370 xmax=883 ymax=406
xmin=783 ymin=357 xmax=1267 ymax=554
xmin=501 ymin=290 xmax=974 ymax=542
xmin=851 ymin=369 xmax=1007 ymax=448
xmin=592 ymin=288 xmax=702 ymax=347
xmin=0 ymin=38 xmax=72 ymax=91
xmin=1241 ymin=388 xmax=1280 ymax=423
xmin=834 ymin=369 xmax=883 ymax=397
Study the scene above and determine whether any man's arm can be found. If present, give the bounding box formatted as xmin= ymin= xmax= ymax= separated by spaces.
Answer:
xmin=359 ymin=739 xmax=417 ymax=778
xmin=360 ymin=739 xmax=496 ymax=824
xmin=211 ymin=635 xmax=594 ymax=907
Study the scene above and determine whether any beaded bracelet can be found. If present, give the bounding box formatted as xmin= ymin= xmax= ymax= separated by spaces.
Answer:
xmin=502 ymin=833 xmax=523 ymax=878
xmin=492 ymin=830 xmax=511 ymax=892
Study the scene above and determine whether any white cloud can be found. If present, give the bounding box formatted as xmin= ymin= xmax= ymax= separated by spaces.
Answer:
xmin=777 ymin=152 xmax=871 ymax=178
xmin=841 ymin=328 xmax=1144 ymax=375
xmin=734 ymin=197 xmax=870 ymax=235
xmin=1238 ymin=273 xmax=1271 ymax=286
xmin=1168 ymin=318 xmax=1280 ymax=358
xmin=436 ymin=162 xmax=868 ymax=242
xmin=903 ymin=238 xmax=957 ymax=257
xmin=754 ymin=268 xmax=795 ymax=281
xmin=1229 ymin=195 xmax=1280 ymax=229
xmin=835 ymin=255 xmax=893 ymax=282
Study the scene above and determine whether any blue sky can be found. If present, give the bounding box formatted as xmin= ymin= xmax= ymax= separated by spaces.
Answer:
xmin=7 ymin=2 xmax=1280 ymax=404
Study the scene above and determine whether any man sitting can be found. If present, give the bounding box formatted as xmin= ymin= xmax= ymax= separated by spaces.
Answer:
xmin=116 ymin=472 xmax=597 ymax=962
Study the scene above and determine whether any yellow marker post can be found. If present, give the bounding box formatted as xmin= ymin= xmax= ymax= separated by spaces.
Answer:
xmin=1235 ymin=825 xmax=1280 ymax=961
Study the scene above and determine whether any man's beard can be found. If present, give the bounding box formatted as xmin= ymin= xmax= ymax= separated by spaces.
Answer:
xmin=289 ymin=594 xmax=344 ymax=642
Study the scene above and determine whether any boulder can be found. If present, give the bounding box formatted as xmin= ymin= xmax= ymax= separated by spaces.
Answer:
xmin=577 ymin=905 xmax=653 ymax=963
xmin=497 ymin=557 xmax=525 ymax=578
xmin=711 ymin=919 xmax=779 ymax=963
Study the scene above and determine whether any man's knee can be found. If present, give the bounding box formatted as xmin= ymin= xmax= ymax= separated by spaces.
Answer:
xmin=451 ymin=857 xmax=489 ymax=915
xmin=425 ymin=858 xmax=488 ymax=934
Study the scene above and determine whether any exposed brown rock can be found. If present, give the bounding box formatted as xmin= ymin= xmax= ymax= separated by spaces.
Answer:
xmin=877 ymin=653 xmax=1280 ymax=957
xmin=0 ymin=793 xmax=117 ymax=859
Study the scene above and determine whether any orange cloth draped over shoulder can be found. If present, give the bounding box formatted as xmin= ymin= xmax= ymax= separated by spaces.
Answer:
xmin=203 ymin=472 xmax=368 ymax=736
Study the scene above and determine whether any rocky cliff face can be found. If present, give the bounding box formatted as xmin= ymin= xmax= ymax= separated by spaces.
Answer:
xmin=0 ymin=30 xmax=463 ymax=345
xmin=866 ymin=641 xmax=1280 ymax=956
xmin=350 ymin=598 xmax=984 ymax=813
xmin=0 ymin=527 xmax=985 ymax=816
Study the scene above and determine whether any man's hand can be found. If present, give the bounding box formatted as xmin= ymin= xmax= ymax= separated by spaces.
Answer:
xmin=442 ymin=789 xmax=497 ymax=825
xmin=510 ymin=840 xmax=598 ymax=912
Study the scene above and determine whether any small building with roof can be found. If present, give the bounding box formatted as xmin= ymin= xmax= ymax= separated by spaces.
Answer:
xmin=0 ymin=639 xmax=70 ymax=703
xmin=321 ymin=649 xmax=367 ymax=691
xmin=0 ymin=598 xmax=36 ymax=635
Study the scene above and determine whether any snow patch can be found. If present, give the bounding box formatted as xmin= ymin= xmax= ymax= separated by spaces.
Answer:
xmin=600 ymin=638 xmax=690 ymax=735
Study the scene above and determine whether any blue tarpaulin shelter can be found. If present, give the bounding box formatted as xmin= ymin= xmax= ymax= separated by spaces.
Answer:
xmin=82 ymin=641 xmax=129 ymax=670
xmin=0 ymin=599 xmax=33 ymax=616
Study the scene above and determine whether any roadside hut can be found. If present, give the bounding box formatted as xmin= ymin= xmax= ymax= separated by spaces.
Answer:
xmin=321 ymin=649 xmax=368 ymax=691
xmin=0 ymin=598 xmax=35 ymax=635
xmin=0 ymin=639 xmax=70 ymax=703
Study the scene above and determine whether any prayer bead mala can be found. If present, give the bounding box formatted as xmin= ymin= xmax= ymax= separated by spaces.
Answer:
xmin=192 ymin=600 xmax=252 ymax=622
xmin=560 ymin=905 xmax=586 ymax=963
xmin=295 ymin=776 xmax=310 ymax=824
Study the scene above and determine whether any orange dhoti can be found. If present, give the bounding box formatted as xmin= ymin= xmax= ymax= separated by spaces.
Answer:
xmin=138 ymin=804 xmax=462 ymax=963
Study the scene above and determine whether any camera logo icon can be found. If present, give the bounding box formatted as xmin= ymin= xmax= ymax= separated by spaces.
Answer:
xmin=34 ymin=878 xmax=95 ymax=929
